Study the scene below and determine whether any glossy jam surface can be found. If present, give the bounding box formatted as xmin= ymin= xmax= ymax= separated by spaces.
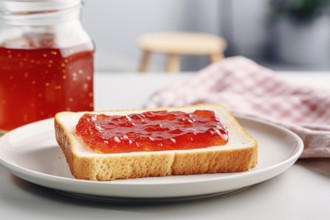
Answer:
xmin=76 ymin=110 xmax=229 ymax=153
xmin=0 ymin=41 xmax=94 ymax=131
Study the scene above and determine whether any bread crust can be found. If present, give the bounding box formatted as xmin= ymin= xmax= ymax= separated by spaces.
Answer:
xmin=54 ymin=104 xmax=258 ymax=181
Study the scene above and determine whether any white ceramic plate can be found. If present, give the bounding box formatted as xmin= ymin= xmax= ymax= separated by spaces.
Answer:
xmin=0 ymin=115 xmax=303 ymax=202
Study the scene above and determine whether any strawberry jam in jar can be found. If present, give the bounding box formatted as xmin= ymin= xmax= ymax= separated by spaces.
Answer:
xmin=0 ymin=0 xmax=94 ymax=132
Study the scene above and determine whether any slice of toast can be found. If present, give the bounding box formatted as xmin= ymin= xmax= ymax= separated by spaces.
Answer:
xmin=54 ymin=104 xmax=257 ymax=181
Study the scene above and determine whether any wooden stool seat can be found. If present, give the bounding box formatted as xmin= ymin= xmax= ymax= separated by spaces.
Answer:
xmin=138 ymin=32 xmax=227 ymax=73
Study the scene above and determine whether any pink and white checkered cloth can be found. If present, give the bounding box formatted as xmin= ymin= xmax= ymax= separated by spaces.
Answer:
xmin=145 ymin=56 xmax=330 ymax=158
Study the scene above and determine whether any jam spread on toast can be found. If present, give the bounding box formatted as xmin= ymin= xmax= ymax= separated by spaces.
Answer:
xmin=76 ymin=110 xmax=228 ymax=153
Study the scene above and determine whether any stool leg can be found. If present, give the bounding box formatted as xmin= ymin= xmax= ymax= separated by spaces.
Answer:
xmin=166 ymin=54 xmax=180 ymax=73
xmin=138 ymin=50 xmax=152 ymax=72
xmin=209 ymin=53 xmax=223 ymax=63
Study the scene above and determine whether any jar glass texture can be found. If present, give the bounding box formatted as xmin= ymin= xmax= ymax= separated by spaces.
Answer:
xmin=0 ymin=0 xmax=94 ymax=131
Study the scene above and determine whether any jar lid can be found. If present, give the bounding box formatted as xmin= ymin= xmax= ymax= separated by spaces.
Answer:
xmin=0 ymin=0 xmax=82 ymax=15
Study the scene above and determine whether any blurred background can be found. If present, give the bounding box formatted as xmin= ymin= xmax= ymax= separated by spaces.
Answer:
xmin=82 ymin=0 xmax=330 ymax=72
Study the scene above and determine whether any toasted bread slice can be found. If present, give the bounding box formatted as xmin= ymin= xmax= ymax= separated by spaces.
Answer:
xmin=54 ymin=104 xmax=257 ymax=181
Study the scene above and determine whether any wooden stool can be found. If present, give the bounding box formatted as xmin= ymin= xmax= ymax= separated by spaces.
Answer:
xmin=138 ymin=32 xmax=227 ymax=73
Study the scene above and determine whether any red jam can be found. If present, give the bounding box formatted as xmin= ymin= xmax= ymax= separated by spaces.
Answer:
xmin=76 ymin=110 xmax=229 ymax=153
xmin=0 ymin=39 xmax=94 ymax=130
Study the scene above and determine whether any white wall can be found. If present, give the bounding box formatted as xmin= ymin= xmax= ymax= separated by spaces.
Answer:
xmin=81 ymin=0 xmax=269 ymax=72
xmin=229 ymin=0 xmax=270 ymax=58
xmin=82 ymin=0 xmax=221 ymax=71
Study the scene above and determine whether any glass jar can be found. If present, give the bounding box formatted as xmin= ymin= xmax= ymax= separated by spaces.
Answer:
xmin=0 ymin=0 xmax=94 ymax=132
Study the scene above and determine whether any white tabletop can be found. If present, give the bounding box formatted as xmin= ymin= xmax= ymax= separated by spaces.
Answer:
xmin=1 ymin=71 xmax=330 ymax=220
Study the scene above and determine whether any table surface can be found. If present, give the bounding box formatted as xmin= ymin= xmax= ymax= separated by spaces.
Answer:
xmin=1 ymin=71 xmax=330 ymax=220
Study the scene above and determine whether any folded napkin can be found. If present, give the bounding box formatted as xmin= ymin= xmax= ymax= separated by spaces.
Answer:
xmin=145 ymin=56 xmax=330 ymax=158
